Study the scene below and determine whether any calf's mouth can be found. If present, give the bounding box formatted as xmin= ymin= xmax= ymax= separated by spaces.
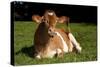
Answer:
xmin=48 ymin=31 xmax=57 ymax=38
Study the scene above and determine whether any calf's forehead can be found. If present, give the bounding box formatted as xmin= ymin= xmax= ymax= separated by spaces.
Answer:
xmin=44 ymin=10 xmax=57 ymax=25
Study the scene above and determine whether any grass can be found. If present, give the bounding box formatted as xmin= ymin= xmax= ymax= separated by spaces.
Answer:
xmin=14 ymin=21 xmax=97 ymax=65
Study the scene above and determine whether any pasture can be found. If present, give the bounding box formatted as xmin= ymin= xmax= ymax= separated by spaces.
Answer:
xmin=14 ymin=21 xmax=97 ymax=65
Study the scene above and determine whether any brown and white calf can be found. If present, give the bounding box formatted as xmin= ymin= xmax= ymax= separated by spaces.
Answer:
xmin=33 ymin=10 xmax=82 ymax=59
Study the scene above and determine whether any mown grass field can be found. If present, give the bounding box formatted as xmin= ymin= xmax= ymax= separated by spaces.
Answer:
xmin=14 ymin=21 xmax=97 ymax=65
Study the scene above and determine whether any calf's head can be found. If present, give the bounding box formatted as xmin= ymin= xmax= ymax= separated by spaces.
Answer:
xmin=32 ymin=10 xmax=67 ymax=37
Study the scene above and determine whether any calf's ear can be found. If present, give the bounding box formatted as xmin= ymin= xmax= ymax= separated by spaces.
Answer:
xmin=32 ymin=15 xmax=42 ymax=24
xmin=57 ymin=16 xmax=69 ymax=23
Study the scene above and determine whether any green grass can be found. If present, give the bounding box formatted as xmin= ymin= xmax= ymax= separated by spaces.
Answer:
xmin=14 ymin=21 xmax=97 ymax=65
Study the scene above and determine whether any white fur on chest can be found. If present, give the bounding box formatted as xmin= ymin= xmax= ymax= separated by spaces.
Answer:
xmin=55 ymin=32 xmax=68 ymax=53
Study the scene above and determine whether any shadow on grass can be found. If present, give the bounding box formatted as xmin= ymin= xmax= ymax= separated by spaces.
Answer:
xmin=15 ymin=45 xmax=35 ymax=58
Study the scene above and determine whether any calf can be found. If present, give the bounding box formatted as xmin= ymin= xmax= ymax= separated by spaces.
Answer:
xmin=33 ymin=10 xmax=82 ymax=59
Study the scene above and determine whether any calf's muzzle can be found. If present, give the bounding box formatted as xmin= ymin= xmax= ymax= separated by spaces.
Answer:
xmin=48 ymin=28 xmax=57 ymax=37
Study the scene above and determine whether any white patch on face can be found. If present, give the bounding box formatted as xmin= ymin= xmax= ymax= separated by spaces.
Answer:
xmin=55 ymin=32 xmax=68 ymax=53
xmin=48 ymin=12 xmax=54 ymax=16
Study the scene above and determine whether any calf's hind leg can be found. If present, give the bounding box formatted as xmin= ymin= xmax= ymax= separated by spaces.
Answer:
xmin=68 ymin=33 xmax=82 ymax=53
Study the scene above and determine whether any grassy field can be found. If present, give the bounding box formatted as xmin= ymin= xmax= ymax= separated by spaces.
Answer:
xmin=14 ymin=21 xmax=97 ymax=65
